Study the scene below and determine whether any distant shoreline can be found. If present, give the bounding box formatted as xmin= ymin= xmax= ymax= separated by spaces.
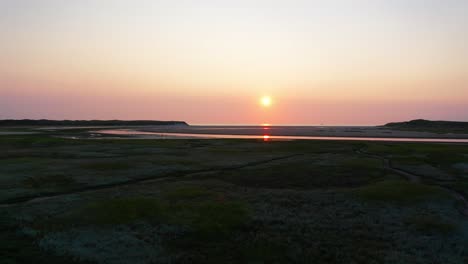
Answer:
xmin=0 ymin=119 xmax=188 ymax=127
xmin=117 ymin=124 xmax=468 ymax=139
xmin=2 ymin=119 xmax=468 ymax=139
xmin=96 ymin=128 xmax=468 ymax=142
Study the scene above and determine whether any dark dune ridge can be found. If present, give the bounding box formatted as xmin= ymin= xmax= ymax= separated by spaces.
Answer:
xmin=0 ymin=119 xmax=188 ymax=127
xmin=384 ymin=119 xmax=468 ymax=134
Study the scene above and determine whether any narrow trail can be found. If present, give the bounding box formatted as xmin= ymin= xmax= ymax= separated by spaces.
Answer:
xmin=355 ymin=149 xmax=421 ymax=183
xmin=2 ymin=147 xmax=467 ymax=217
xmin=356 ymin=148 xmax=468 ymax=217
xmin=0 ymin=154 xmax=303 ymax=207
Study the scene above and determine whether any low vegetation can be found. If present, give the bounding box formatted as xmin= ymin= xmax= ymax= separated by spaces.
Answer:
xmin=384 ymin=119 xmax=468 ymax=134
xmin=354 ymin=180 xmax=448 ymax=204
xmin=22 ymin=174 xmax=76 ymax=189
xmin=1 ymin=130 xmax=467 ymax=263
xmin=404 ymin=214 xmax=458 ymax=234
xmin=0 ymin=119 xmax=188 ymax=127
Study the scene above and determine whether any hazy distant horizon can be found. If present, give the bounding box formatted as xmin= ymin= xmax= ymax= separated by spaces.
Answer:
xmin=2 ymin=119 xmax=468 ymax=127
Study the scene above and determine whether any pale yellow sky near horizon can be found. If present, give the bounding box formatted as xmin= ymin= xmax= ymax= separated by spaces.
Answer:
xmin=1 ymin=0 xmax=468 ymax=124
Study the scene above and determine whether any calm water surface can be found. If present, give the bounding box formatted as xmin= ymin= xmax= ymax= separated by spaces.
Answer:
xmin=96 ymin=129 xmax=468 ymax=143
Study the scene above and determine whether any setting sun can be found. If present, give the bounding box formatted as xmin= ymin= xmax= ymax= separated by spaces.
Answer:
xmin=260 ymin=96 xmax=272 ymax=107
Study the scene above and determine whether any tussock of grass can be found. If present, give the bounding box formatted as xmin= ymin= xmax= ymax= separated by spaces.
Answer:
xmin=218 ymin=157 xmax=384 ymax=189
xmin=405 ymin=215 xmax=458 ymax=234
xmin=72 ymin=193 xmax=250 ymax=236
xmin=393 ymin=156 xmax=426 ymax=165
xmin=150 ymin=157 xmax=201 ymax=166
xmin=79 ymin=197 xmax=164 ymax=225
xmin=426 ymin=152 xmax=467 ymax=166
xmin=22 ymin=174 xmax=76 ymax=189
xmin=354 ymin=180 xmax=447 ymax=204
xmin=365 ymin=143 xmax=413 ymax=155
xmin=340 ymin=157 xmax=382 ymax=169
xmin=165 ymin=186 xmax=214 ymax=200
xmin=447 ymin=180 xmax=468 ymax=197
xmin=0 ymin=226 xmax=82 ymax=264
xmin=80 ymin=161 xmax=132 ymax=171
xmin=168 ymin=201 xmax=249 ymax=236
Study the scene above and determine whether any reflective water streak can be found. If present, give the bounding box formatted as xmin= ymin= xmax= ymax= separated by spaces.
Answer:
xmin=95 ymin=129 xmax=468 ymax=143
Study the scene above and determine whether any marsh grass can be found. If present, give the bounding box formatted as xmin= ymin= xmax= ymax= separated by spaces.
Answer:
xmin=405 ymin=215 xmax=458 ymax=234
xmin=22 ymin=174 xmax=76 ymax=189
xmin=149 ymin=157 xmax=203 ymax=167
xmin=339 ymin=157 xmax=383 ymax=168
xmin=77 ymin=197 xmax=164 ymax=225
xmin=164 ymin=186 xmax=214 ymax=200
xmin=80 ymin=161 xmax=133 ymax=171
xmin=448 ymin=180 xmax=468 ymax=195
xmin=393 ymin=156 xmax=426 ymax=165
xmin=0 ymin=157 xmax=53 ymax=165
xmin=3 ymin=134 xmax=468 ymax=263
xmin=426 ymin=152 xmax=466 ymax=164
xmin=218 ymin=156 xmax=385 ymax=189
xmin=63 ymin=190 xmax=249 ymax=237
xmin=354 ymin=180 xmax=448 ymax=204
xmin=167 ymin=200 xmax=249 ymax=236
xmin=37 ymin=192 xmax=250 ymax=263
xmin=0 ymin=227 xmax=84 ymax=264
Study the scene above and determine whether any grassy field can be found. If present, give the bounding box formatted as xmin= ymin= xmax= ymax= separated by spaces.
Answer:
xmin=1 ymin=128 xmax=467 ymax=263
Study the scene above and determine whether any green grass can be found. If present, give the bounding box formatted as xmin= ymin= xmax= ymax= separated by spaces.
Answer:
xmin=149 ymin=156 xmax=205 ymax=167
xmin=0 ymin=157 xmax=49 ymax=165
xmin=0 ymin=228 xmax=82 ymax=264
xmin=425 ymin=152 xmax=467 ymax=166
xmin=405 ymin=215 xmax=458 ymax=234
xmin=339 ymin=157 xmax=383 ymax=169
xmin=448 ymin=179 xmax=468 ymax=195
xmin=366 ymin=142 xmax=468 ymax=160
xmin=167 ymin=200 xmax=249 ymax=236
xmin=67 ymin=192 xmax=250 ymax=235
xmin=79 ymin=161 xmax=133 ymax=171
xmin=78 ymin=197 xmax=164 ymax=225
xmin=2 ymin=132 xmax=468 ymax=263
xmin=393 ymin=156 xmax=426 ymax=165
xmin=354 ymin=180 xmax=448 ymax=204
xmin=217 ymin=155 xmax=385 ymax=189
xmin=22 ymin=174 xmax=76 ymax=189
xmin=365 ymin=143 xmax=415 ymax=155
xmin=164 ymin=186 xmax=214 ymax=200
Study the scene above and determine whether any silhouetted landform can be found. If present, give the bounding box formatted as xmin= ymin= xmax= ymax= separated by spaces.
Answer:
xmin=0 ymin=119 xmax=189 ymax=127
xmin=384 ymin=119 xmax=468 ymax=133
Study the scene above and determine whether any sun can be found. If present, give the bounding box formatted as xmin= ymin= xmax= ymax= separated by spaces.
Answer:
xmin=260 ymin=96 xmax=272 ymax=107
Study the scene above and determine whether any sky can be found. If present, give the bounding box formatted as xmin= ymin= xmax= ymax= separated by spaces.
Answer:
xmin=1 ymin=0 xmax=467 ymax=125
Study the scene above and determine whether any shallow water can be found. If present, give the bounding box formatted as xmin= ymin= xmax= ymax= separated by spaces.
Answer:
xmin=96 ymin=129 xmax=468 ymax=143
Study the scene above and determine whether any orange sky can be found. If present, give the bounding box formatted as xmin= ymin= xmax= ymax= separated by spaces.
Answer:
xmin=1 ymin=1 xmax=467 ymax=125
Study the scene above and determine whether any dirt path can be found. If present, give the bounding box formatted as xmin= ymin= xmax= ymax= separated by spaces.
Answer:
xmin=356 ymin=148 xmax=468 ymax=217
xmin=0 ymin=153 xmax=303 ymax=207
